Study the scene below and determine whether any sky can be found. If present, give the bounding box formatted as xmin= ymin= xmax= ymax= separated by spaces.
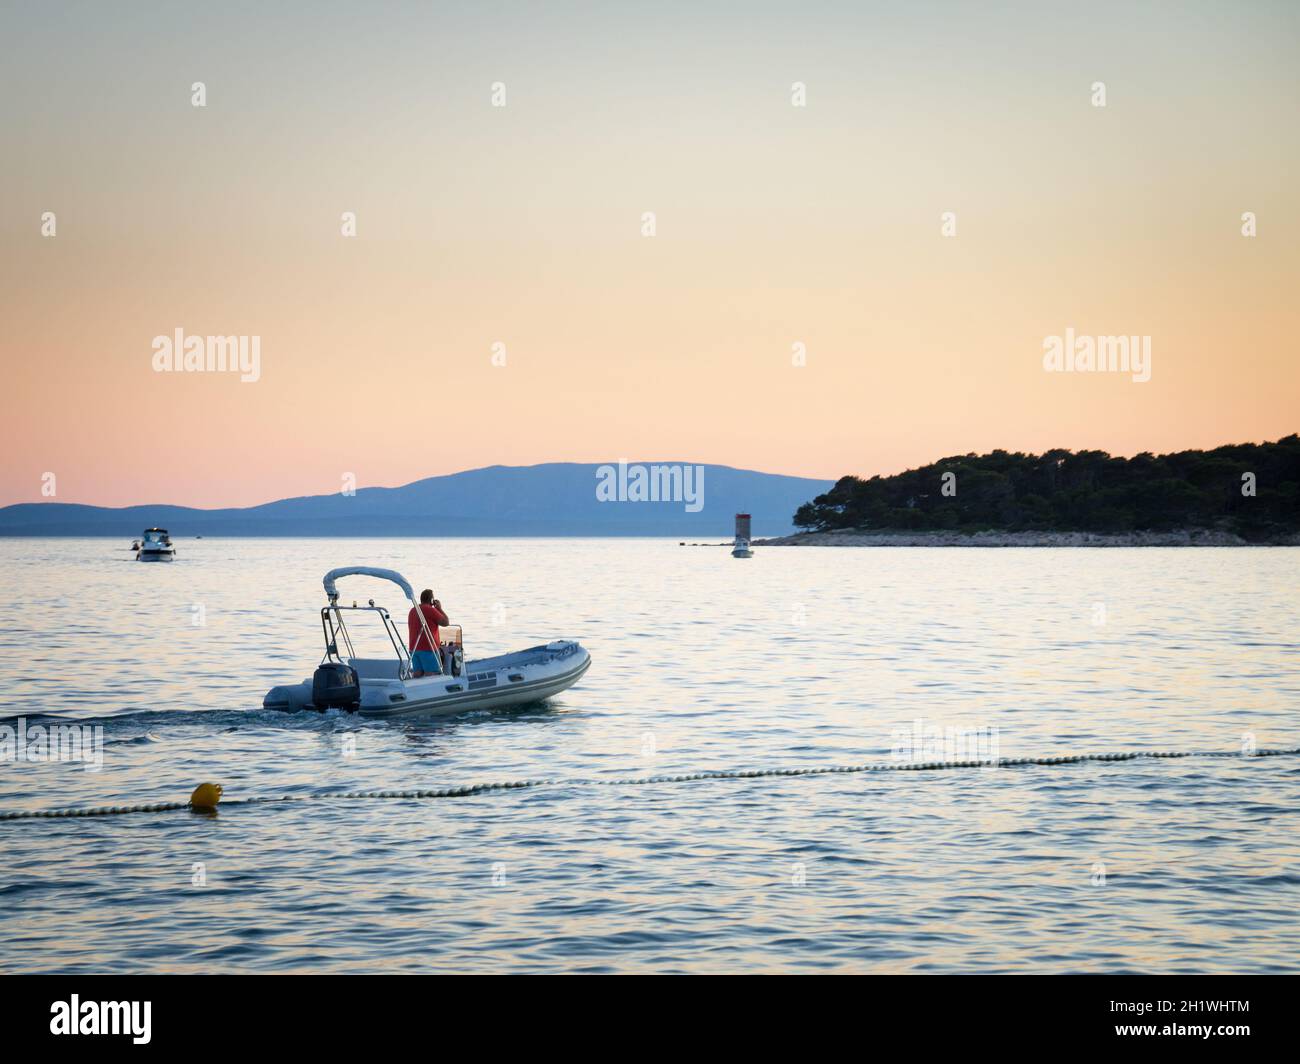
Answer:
xmin=1 ymin=0 xmax=1297 ymax=508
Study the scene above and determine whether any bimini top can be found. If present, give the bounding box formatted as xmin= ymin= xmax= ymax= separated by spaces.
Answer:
xmin=322 ymin=566 xmax=416 ymax=605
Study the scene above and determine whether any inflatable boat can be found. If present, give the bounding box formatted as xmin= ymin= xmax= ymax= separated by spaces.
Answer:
xmin=262 ymin=566 xmax=591 ymax=720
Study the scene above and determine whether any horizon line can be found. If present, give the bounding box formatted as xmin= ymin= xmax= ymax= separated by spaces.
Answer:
xmin=7 ymin=434 xmax=1295 ymax=512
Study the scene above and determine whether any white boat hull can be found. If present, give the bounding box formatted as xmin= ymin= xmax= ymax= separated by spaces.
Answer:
xmin=137 ymin=550 xmax=175 ymax=562
xmin=264 ymin=641 xmax=591 ymax=720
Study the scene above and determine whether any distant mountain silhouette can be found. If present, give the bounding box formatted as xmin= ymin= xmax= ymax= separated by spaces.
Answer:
xmin=0 ymin=463 xmax=833 ymax=537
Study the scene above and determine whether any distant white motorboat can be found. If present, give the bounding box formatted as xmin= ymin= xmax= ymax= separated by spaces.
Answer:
xmin=731 ymin=512 xmax=753 ymax=558
xmin=136 ymin=528 xmax=175 ymax=562
xmin=263 ymin=567 xmax=591 ymax=720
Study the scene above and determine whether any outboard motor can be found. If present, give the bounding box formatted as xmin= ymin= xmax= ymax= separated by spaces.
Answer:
xmin=311 ymin=662 xmax=360 ymax=711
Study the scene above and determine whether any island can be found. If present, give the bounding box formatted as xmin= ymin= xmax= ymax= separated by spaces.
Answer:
xmin=765 ymin=436 xmax=1300 ymax=547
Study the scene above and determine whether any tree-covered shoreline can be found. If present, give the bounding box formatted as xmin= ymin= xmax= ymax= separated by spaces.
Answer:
xmin=793 ymin=436 xmax=1300 ymax=542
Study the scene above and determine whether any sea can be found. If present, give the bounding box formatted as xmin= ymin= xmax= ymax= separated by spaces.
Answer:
xmin=1 ymin=537 xmax=1297 ymax=973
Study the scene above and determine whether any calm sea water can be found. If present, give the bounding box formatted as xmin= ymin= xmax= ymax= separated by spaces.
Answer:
xmin=1 ymin=538 xmax=1298 ymax=973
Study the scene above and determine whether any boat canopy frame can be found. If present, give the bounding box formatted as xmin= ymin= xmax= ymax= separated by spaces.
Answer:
xmin=318 ymin=567 xmax=438 ymax=680
xmin=320 ymin=605 xmax=414 ymax=678
xmin=323 ymin=566 xmax=416 ymax=604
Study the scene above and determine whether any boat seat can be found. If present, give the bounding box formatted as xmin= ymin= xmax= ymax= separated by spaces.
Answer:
xmin=348 ymin=657 xmax=405 ymax=680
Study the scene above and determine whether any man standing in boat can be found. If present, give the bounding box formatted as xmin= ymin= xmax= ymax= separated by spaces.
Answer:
xmin=408 ymin=589 xmax=450 ymax=677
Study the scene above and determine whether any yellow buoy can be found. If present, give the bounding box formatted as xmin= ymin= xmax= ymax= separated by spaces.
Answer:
xmin=189 ymin=782 xmax=224 ymax=811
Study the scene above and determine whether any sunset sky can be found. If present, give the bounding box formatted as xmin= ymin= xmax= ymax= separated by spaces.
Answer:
xmin=2 ymin=0 xmax=1297 ymax=508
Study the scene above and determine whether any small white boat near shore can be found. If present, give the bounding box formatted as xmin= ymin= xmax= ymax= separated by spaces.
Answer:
xmin=136 ymin=528 xmax=175 ymax=562
xmin=263 ymin=566 xmax=591 ymax=719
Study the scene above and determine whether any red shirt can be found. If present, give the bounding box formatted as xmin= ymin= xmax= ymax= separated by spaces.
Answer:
xmin=408 ymin=603 xmax=448 ymax=652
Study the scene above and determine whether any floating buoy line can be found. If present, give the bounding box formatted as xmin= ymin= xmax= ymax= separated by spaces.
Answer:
xmin=1 ymin=747 xmax=1297 ymax=822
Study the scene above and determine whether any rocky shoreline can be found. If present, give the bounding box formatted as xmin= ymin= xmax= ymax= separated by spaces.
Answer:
xmin=754 ymin=528 xmax=1300 ymax=547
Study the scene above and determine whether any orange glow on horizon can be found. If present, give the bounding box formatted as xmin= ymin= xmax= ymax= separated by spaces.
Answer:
xmin=2 ymin=2 xmax=1297 ymax=508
